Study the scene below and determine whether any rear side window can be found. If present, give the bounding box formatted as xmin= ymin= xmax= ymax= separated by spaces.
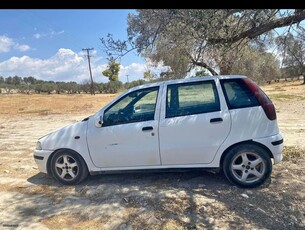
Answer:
xmin=220 ymin=79 xmax=260 ymax=109
xmin=166 ymin=80 xmax=220 ymax=118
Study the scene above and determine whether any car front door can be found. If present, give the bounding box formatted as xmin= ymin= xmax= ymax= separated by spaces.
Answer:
xmin=159 ymin=79 xmax=231 ymax=165
xmin=87 ymin=86 xmax=161 ymax=168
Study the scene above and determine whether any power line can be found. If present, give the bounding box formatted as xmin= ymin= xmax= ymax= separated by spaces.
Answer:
xmin=82 ymin=48 xmax=95 ymax=95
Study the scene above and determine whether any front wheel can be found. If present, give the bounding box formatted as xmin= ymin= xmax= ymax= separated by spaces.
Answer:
xmin=50 ymin=149 xmax=88 ymax=185
xmin=223 ymin=144 xmax=272 ymax=188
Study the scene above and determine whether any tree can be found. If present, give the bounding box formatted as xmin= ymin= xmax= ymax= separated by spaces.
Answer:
xmin=97 ymin=83 xmax=107 ymax=93
xmin=106 ymin=81 xmax=123 ymax=93
xmin=230 ymin=46 xmax=280 ymax=84
xmin=277 ymin=32 xmax=305 ymax=84
xmin=101 ymin=9 xmax=305 ymax=78
xmin=23 ymin=76 xmax=37 ymax=94
xmin=1 ymin=83 xmax=13 ymax=94
xmin=66 ymin=82 xmax=79 ymax=94
xmin=125 ymin=79 xmax=146 ymax=89
xmin=24 ymin=76 xmax=37 ymax=85
xmin=143 ymin=71 xmax=156 ymax=81
xmin=194 ymin=69 xmax=211 ymax=77
xmin=40 ymin=82 xmax=55 ymax=94
xmin=81 ymin=80 xmax=94 ymax=94
xmin=102 ymin=60 xmax=120 ymax=81
xmin=5 ymin=76 xmax=13 ymax=84
xmin=12 ymin=75 xmax=22 ymax=86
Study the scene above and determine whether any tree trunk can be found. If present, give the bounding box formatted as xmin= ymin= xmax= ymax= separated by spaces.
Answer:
xmin=191 ymin=60 xmax=219 ymax=75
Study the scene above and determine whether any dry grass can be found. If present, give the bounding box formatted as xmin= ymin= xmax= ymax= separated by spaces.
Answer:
xmin=42 ymin=214 xmax=106 ymax=230
xmin=261 ymin=79 xmax=304 ymax=99
xmin=0 ymin=93 xmax=118 ymax=118
xmin=282 ymin=146 xmax=305 ymax=163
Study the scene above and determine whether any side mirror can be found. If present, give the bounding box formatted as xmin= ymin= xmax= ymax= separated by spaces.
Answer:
xmin=95 ymin=115 xmax=103 ymax=128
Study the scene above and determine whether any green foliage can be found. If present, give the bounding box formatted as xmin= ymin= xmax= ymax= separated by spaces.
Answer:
xmin=12 ymin=76 xmax=22 ymax=85
xmin=0 ymin=83 xmax=14 ymax=94
xmin=143 ymin=71 xmax=155 ymax=81
xmin=0 ymin=75 xmax=128 ymax=95
xmin=194 ymin=70 xmax=211 ymax=77
xmin=102 ymin=60 xmax=120 ymax=81
xmin=125 ymin=79 xmax=146 ymax=89
xmin=230 ymin=46 xmax=280 ymax=84
xmin=102 ymin=10 xmax=305 ymax=78
xmin=107 ymin=81 xmax=123 ymax=93
xmin=277 ymin=32 xmax=305 ymax=83
xmin=91 ymin=81 xmax=123 ymax=94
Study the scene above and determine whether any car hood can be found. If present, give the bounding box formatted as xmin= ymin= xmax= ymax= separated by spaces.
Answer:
xmin=39 ymin=117 xmax=89 ymax=150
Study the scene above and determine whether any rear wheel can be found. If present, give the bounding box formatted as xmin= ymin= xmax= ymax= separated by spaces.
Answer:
xmin=223 ymin=144 xmax=272 ymax=188
xmin=50 ymin=149 xmax=88 ymax=185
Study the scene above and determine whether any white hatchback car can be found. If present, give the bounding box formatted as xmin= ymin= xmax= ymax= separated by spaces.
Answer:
xmin=34 ymin=75 xmax=283 ymax=187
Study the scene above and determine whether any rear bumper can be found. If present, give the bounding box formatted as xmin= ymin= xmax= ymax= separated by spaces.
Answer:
xmin=33 ymin=149 xmax=53 ymax=174
xmin=253 ymin=133 xmax=284 ymax=164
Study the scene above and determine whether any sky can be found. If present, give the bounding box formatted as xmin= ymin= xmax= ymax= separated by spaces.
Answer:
xmin=0 ymin=10 xmax=148 ymax=83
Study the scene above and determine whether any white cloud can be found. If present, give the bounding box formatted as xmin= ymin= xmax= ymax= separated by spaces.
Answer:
xmin=0 ymin=48 xmax=148 ymax=83
xmin=33 ymin=29 xmax=64 ymax=39
xmin=119 ymin=63 xmax=146 ymax=82
xmin=0 ymin=35 xmax=31 ymax=53
xmin=0 ymin=35 xmax=15 ymax=53
xmin=15 ymin=44 xmax=31 ymax=52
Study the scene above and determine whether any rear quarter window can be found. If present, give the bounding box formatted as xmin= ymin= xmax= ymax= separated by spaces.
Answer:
xmin=220 ymin=79 xmax=260 ymax=109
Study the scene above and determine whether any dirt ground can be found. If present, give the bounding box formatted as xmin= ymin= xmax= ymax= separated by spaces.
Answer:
xmin=0 ymin=80 xmax=304 ymax=229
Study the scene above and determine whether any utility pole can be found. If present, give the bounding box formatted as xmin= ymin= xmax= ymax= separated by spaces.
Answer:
xmin=126 ymin=74 xmax=129 ymax=83
xmin=82 ymin=48 xmax=94 ymax=95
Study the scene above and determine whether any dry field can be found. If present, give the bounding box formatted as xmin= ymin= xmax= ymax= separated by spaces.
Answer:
xmin=0 ymin=80 xmax=304 ymax=229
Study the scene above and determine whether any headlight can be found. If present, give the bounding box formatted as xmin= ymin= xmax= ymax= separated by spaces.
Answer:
xmin=36 ymin=141 xmax=42 ymax=150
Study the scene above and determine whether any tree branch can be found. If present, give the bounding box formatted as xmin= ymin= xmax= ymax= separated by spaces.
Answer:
xmin=209 ymin=10 xmax=305 ymax=45
xmin=191 ymin=58 xmax=219 ymax=76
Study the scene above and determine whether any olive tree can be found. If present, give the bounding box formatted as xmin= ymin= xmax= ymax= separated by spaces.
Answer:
xmin=101 ymin=9 xmax=305 ymax=78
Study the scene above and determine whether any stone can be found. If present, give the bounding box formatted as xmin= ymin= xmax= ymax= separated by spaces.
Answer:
xmin=147 ymin=215 xmax=158 ymax=225
xmin=241 ymin=193 xmax=249 ymax=199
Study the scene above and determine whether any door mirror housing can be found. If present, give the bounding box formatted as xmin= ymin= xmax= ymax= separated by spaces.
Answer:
xmin=95 ymin=114 xmax=103 ymax=128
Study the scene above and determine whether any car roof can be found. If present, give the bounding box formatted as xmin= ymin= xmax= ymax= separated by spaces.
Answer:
xmin=127 ymin=75 xmax=247 ymax=92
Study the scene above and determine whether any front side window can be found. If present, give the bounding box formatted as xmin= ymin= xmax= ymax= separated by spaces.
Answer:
xmin=166 ymin=81 xmax=220 ymax=118
xmin=103 ymin=87 xmax=159 ymax=126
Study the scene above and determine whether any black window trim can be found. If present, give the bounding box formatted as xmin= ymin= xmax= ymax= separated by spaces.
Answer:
xmin=102 ymin=86 xmax=160 ymax=127
xmin=165 ymin=80 xmax=220 ymax=119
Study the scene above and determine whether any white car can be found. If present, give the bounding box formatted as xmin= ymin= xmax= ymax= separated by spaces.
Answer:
xmin=34 ymin=75 xmax=283 ymax=187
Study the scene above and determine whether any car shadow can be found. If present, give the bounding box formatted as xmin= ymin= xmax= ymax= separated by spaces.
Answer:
xmin=27 ymin=168 xmax=228 ymax=188
xmin=24 ymin=167 xmax=305 ymax=229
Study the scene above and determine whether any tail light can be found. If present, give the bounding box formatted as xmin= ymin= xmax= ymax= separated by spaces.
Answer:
xmin=242 ymin=78 xmax=276 ymax=120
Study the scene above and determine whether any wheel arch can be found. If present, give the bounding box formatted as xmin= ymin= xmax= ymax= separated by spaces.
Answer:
xmin=219 ymin=140 xmax=273 ymax=169
xmin=47 ymin=148 xmax=89 ymax=175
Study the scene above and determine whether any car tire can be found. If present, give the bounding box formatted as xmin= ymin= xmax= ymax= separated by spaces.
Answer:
xmin=50 ymin=149 xmax=88 ymax=185
xmin=223 ymin=144 xmax=272 ymax=188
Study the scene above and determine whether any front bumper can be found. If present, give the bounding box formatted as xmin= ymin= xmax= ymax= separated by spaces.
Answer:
xmin=253 ymin=133 xmax=284 ymax=164
xmin=33 ymin=149 xmax=53 ymax=174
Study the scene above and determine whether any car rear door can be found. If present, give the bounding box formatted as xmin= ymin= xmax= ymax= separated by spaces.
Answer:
xmin=158 ymin=79 xmax=231 ymax=165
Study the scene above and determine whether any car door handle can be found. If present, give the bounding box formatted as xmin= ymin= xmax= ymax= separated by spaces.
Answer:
xmin=142 ymin=126 xmax=153 ymax=131
xmin=210 ymin=118 xmax=223 ymax=123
